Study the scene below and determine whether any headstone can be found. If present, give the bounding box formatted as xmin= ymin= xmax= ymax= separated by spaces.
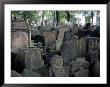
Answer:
xmin=73 ymin=37 xmax=86 ymax=57
xmin=11 ymin=70 xmax=22 ymax=77
xmin=12 ymin=22 xmax=27 ymax=29
xmin=22 ymin=69 xmax=41 ymax=77
xmin=11 ymin=31 xmax=28 ymax=49
xmin=85 ymin=37 xmax=99 ymax=53
xmin=50 ymin=55 xmax=65 ymax=77
xmin=76 ymin=58 xmax=89 ymax=70
xmin=61 ymin=39 xmax=77 ymax=65
xmin=11 ymin=48 xmax=27 ymax=74
xmin=30 ymin=65 xmax=50 ymax=77
xmin=56 ymin=27 xmax=69 ymax=51
xmin=69 ymin=59 xmax=89 ymax=77
xmin=25 ymin=47 xmax=43 ymax=69
xmin=11 ymin=22 xmax=29 ymax=50
xmin=75 ymin=68 xmax=89 ymax=77
xmin=43 ymin=31 xmax=57 ymax=49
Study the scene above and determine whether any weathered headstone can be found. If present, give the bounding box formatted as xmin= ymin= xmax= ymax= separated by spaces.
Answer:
xmin=11 ymin=70 xmax=23 ymax=77
xmin=11 ymin=31 xmax=28 ymax=49
xmin=25 ymin=47 xmax=43 ymax=69
xmin=73 ymin=37 xmax=86 ymax=57
xmin=76 ymin=58 xmax=89 ymax=70
xmin=69 ymin=59 xmax=89 ymax=77
xmin=56 ymin=27 xmax=69 ymax=51
xmin=11 ymin=22 xmax=29 ymax=50
xmin=50 ymin=55 xmax=65 ymax=77
xmin=22 ymin=69 xmax=41 ymax=77
xmin=11 ymin=48 xmax=27 ymax=74
xmin=43 ymin=31 xmax=57 ymax=49
xmin=75 ymin=68 xmax=89 ymax=77
xmin=30 ymin=65 xmax=50 ymax=77
xmin=85 ymin=50 xmax=100 ymax=77
xmin=61 ymin=39 xmax=77 ymax=65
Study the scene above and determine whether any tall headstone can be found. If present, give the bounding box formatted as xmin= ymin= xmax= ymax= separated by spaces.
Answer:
xmin=56 ymin=27 xmax=69 ymax=51
xmin=61 ymin=31 xmax=77 ymax=65
xmin=11 ymin=22 xmax=29 ymax=50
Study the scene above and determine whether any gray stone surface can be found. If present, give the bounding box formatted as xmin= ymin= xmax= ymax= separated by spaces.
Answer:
xmin=22 ymin=69 xmax=41 ymax=77
xmin=50 ymin=55 xmax=65 ymax=77
xmin=11 ymin=70 xmax=22 ymax=77
xmin=61 ymin=39 xmax=77 ymax=65
xmin=30 ymin=65 xmax=50 ymax=77
xmin=75 ymin=68 xmax=89 ymax=77
xmin=56 ymin=27 xmax=69 ymax=51
xmin=25 ymin=47 xmax=43 ymax=69
xmin=43 ymin=31 xmax=57 ymax=49
xmin=11 ymin=31 xmax=28 ymax=49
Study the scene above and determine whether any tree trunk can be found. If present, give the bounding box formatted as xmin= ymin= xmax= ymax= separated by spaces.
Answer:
xmin=56 ymin=11 xmax=59 ymax=26
xmin=96 ymin=11 xmax=100 ymax=26
xmin=91 ymin=11 xmax=94 ymax=25
xmin=41 ymin=11 xmax=44 ymax=26
xmin=66 ymin=11 xmax=70 ymax=22
xmin=52 ymin=11 xmax=56 ymax=27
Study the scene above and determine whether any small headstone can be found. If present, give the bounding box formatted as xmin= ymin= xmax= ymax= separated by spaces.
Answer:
xmin=30 ymin=65 xmax=50 ymax=77
xmin=75 ymin=68 xmax=89 ymax=77
xmin=50 ymin=55 xmax=65 ymax=77
xmin=11 ymin=70 xmax=22 ymax=77
xmin=25 ymin=47 xmax=43 ymax=69
xmin=22 ymin=69 xmax=41 ymax=77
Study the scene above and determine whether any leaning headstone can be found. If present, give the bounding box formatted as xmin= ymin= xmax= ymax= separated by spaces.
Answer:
xmin=25 ymin=47 xmax=43 ymax=69
xmin=30 ymin=65 xmax=50 ymax=77
xmin=75 ymin=68 xmax=89 ymax=77
xmin=22 ymin=69 xmax=41 ymax=77
xmin=56 ymin=27 xmax=69 ymax=51
xmin=50 ymin=55 xmax=65 ymax=77
xmin=11 ymin=70 xmax=22 ymax=77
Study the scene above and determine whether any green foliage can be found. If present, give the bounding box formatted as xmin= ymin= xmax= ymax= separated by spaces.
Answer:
xmin=11 ymin=10 xmax=100 ymax=27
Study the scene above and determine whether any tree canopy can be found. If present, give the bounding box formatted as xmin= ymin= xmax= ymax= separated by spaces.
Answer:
xmin=11 ymin=10 xmax=100 ymax=28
